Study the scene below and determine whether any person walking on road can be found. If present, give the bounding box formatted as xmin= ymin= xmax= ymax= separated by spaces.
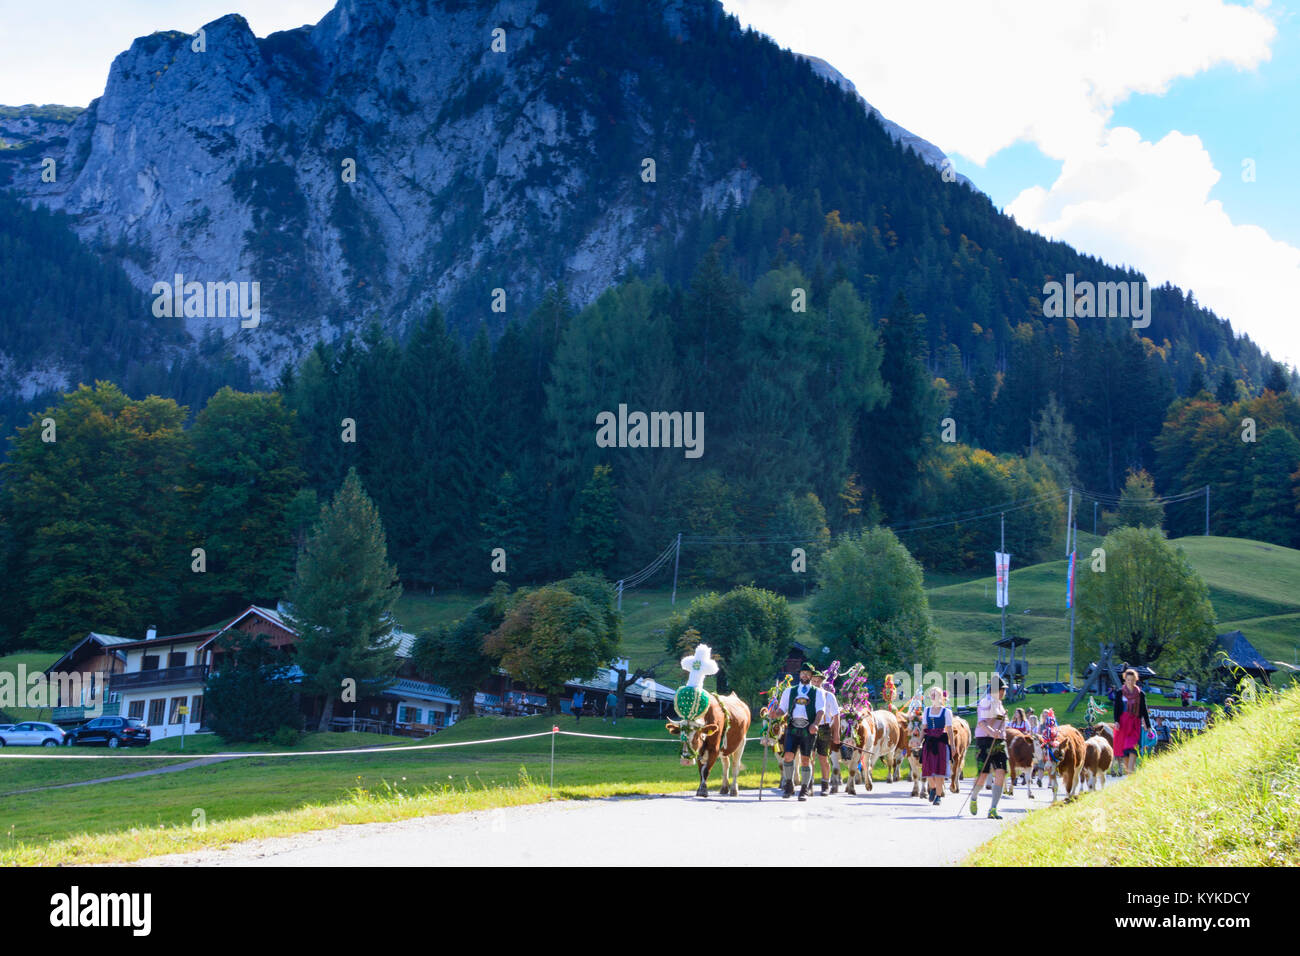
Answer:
xmin=769 ymin=662 xmax=823 ymax=802
xmin=571 ymin=689 xmax=585 ymax=724
xmin=1114 ymin=669 xmax=1153 ymax=775
xmin=922 ymin=687 xmax=955 ymax=805
xmin=970 ymin=675 xmax=1009 ymax=819
xmin=810 ymin=669 xmax=841 ymax=795
xmin=604 ymin=691 xmax=618 ymax=724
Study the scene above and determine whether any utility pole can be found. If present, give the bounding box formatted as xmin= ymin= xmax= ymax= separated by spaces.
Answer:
xmin=1000 ymin=512 xmax=1007 ymax=643
xmin=616 ymin=579 xmax=623 ymax=611
xmin=1205 ymin=485 xmax=1210 ymax=536
xmin=1065 ymin=487 xmax=1074 ymax=558
xmin=670 ymin=532 xmax=682 ymax=605
xmin=1068 ymin=518 xmax=1078 ymax=687
xmin=1093 ymin=500 xmax=1098 ymax=536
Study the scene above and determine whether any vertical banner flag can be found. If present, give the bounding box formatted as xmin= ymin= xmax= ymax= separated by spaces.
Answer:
xmin=994 ymin=552 xmax=1010 ymax=608
xmin=1066 ymin=549 xmax=1076 ymax=608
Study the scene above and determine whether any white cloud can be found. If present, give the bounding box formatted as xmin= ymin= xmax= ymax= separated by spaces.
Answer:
xmin=724 ymin=0 xmax=1295 ymax=364
xmin=1009 ymin=128 xmax=1300 ymax=365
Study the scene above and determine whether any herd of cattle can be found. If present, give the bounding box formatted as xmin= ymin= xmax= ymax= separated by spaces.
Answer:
xmin=666 ymin=692 xmax=1118 ymax=803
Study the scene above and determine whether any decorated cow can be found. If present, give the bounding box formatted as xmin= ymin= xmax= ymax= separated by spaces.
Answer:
xmin=665 ymin=644 xmax=751 ymax=797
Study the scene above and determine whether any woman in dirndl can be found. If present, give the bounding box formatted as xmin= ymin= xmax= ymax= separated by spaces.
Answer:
xmin=1112 ymin=668 xmax=1152 ymax=774
xmin=922 ymin=686 xmax=955 ymax=805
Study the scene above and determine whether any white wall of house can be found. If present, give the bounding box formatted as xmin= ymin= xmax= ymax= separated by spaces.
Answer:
xmin=115 ymin=639 xmax=211 ymax=739
xmin=393 ymin=699 xmax=458 ymax=728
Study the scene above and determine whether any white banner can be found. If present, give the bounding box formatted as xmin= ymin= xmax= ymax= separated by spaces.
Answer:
xmin=995 ymin=552 xmax=1010 ymax=608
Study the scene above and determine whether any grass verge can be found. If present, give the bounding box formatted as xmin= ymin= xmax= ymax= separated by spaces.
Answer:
xmin=964 ymin=684 xmax=1300 ymax=866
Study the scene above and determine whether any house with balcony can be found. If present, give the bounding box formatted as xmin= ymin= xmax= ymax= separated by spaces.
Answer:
xmin=100 ymin=604 xmax=461 ymax=738
xmin=43 ymin=632 xmax=132 ymax=726
xmin=105 ymin=605 xmax=300 ymax=739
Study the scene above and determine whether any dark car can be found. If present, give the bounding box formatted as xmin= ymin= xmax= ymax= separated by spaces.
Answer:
xmin=1025 ymin=681 xmax=1078 ymax=695
xmin=65 ymin=716 xmax=151 ymax=748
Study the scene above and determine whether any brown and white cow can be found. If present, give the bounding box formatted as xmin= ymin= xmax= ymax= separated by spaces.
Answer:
xmin=904 ymin=712 xmax=927 ymax=797
xmin=1036 ymin=725 xmax=1086 ymax=801
xmin=1005 ymin=728 xmax=1038 ymax=798
xmin=1082 ymin=735 xmax=1113 ymax=790
xmin=666 ymin=692 xmax=751 ymax=797
xmin=843 ymin=714 xmax=876 ymax=795
xmin=859 ymin=709 xmax=902 ymax=788
xmin=948 ymin=715 xmax=972 ymax=794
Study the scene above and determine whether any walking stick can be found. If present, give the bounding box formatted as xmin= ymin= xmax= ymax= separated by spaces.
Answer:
xmin=956 ymin=736 xmax=1002 ymax=818
xmin=758 ymin=720 xmax=769 ymax=800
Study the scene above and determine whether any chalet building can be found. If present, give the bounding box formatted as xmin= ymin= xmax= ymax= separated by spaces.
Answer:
xmin=44 ymin=633 xmax=132 ymax=726
xmin=89 ymin=604 xmax=459 ymax=739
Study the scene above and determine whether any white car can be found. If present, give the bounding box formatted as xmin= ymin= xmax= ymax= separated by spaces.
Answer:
xmin=0 ymin=721 xmax=66 ymax=747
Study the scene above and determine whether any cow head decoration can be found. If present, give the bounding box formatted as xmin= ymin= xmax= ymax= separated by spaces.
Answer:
xmin=665 ymin=716 xmax=719 ymax=765
xmin=667 ymin=643 xmax=720 ymax=765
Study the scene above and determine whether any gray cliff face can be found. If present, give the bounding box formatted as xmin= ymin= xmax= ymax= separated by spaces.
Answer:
xmin=0 ymin=0 xmax=961 ymax=387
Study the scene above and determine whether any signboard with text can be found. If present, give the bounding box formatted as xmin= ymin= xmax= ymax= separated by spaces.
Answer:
xmin=1149 ymin=706 xmax=1209 ymax=732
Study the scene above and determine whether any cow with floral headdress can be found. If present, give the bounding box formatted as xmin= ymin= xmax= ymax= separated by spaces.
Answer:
xmin=665 ymin=643 xmax=751 ymax=797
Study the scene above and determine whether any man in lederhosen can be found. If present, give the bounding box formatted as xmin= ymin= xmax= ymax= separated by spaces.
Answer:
xmin=769 ymin=662 xmax=823 ymax=801
xmin=810 ymin=668 xmax=841 ymax=795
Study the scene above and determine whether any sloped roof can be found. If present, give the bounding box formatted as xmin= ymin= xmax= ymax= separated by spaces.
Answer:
xmin=1216 ymin=631 xmax=1277 ymax=673
xmin=43 ymin=632 xmax=132 ymax=675
xmin=566 ymin=667 xmax=675 ymax=702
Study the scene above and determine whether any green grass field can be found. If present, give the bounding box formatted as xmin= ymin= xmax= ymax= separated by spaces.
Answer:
xmin=0 ymin=690 xmax=1088 ymax=863
xmin=966 ymin=683 xmax=1300 ymax=866
xmin=0 ymin=533 xmax=1295 ymax=864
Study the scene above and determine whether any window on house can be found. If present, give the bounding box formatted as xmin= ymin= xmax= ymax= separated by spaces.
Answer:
xmin=168 ymin=651 xmax=187 ymax=668
xmin=168 ymin=697 xmax=186 ymax=724
xmin=128 ymin=700 xmax=145 ymax=720
xmin=141 ymin=655 xmax=160 ymax=671
xmin=432 ymin=710 xmax=446 ymax=727
xmin=148 ymin=699 xmax=165 ymax=725
xmin=190 ymin=696 xmax=204 ymax=727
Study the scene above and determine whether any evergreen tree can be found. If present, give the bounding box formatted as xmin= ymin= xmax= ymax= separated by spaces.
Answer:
xmin=1114 ymin=469 xmax=1165 ymax=530
xmin=853 ymin=294 xmax=943 ymax=521
xmin=571 ymin=464 xmax=619 ymax=573
xmin=286 ymin=468 xmax=402 ymax=731
xmin=479 ymin=471 xmax=531 ymax=583
xmin=1264 ymin=360 xmax=1291 ymax=396
xmin=1243 ymin=428 xmax=1300 ymax=546
xmin=1032 ymin=393 xmax=1078 ymax=492
xmin=204 ymin=632 xmax=301 ymax=742
xmin=1216 ymin=369 xmax=1240 ymax=405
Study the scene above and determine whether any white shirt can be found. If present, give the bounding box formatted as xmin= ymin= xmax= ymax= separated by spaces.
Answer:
xmin=779 ymin=684 xmax=820 ymax=723
xmin=976 ymin=694 xmax=1006 ymax=738
xmin=817 ymin=688 xmax=839 ymax=726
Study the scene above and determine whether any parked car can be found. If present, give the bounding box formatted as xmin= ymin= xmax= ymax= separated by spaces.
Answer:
xmin=1024 ymin=681 xmax=1078 ymax=695
xmin=65 ymin=716 xmax=151 ymax=748
xmin=0 ymin=721 xmax=66 ymax=747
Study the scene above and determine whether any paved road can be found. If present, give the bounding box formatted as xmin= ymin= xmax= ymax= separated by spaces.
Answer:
xmin=133 ymin=779 xmax=1057 ymax=866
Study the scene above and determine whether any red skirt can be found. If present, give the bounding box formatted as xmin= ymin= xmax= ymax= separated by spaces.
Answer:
xmin=1115 ymin=710 xmax=1141 ymax=755
xmin=921 ymin=729 xmax=949 ymax=777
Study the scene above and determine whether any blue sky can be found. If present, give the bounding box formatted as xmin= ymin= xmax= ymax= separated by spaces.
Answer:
xmin=2 ymin=0 xmax=1297 ymax=364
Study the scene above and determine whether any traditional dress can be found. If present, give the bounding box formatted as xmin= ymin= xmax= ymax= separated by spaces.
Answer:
xmin=921 ymin=704 xmax=952 ymax=778
xmin=1114 ymin=684 xmax=1144 ymax=756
